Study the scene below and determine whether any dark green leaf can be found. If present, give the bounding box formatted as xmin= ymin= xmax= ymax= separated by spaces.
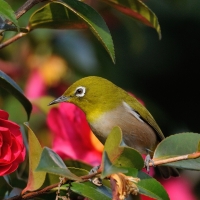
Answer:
xmin=102 ymin=0 xmax=161 ymax=39
xmin=64 ymin=159 xmax=92 ymax=171
xmin=103 ymin=126 xmax=144 ymax=170
xmin=29 ymin=1 xmax=115 ymax=63
xmin=137 ymin=171 xmax=169 ymax=200
xmin=71 ymin=182 xmax=112 ymax=200
xmin=5 ymin=171 xmax=26 ymax=189
xmin=0 ymin=176 xmax=12 ymax=199
xmin=0 ymin=0 xmax=19 ymax=29
xmin=153 ymin=133 xmax=200 ymax=170
xmin=36 ymin=147 xmax=81 ymax=181
xmin=23 ymin=123 xmax=46 ymax=193
xmin=0 ymin=70 xmax=32 ymax=120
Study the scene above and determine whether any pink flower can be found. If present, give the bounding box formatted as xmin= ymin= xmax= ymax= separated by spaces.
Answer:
xmin=0 ymin=110 xmax=26 ymax=176
xmin=47 ymin=103 xmax=103 ymax=166
xmin=160 ymin=176 xmax=196 ymax=200
xmin=24 ymin=69 xmax=46 ymax=99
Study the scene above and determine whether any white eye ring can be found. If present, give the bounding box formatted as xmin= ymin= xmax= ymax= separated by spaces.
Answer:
xmin=75 ymin=86 xmax=86 ymax=97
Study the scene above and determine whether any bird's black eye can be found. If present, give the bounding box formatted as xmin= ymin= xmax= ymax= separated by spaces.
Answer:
xmin=76 ymin=88 xmax=83 ymax=94
xmin=75 ymin=86 xmax=86 ymax=97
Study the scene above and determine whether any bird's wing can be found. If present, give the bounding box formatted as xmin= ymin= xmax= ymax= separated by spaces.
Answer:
xmin=125 ymin=95 xmax=165 ymax=141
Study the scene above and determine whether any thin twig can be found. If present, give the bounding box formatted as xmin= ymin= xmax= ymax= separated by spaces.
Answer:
xmin=5 ymin=172 xmax=99 ymax=200
xmin=0 ymin=31 xmax=28 ymax=49
xmin=149 ymin=151 xmax=200 ymax=166
xmin=15 ymin=0 xmax=49 ymax=20
xmin=1 ymin=0 xmax=49 ymax=49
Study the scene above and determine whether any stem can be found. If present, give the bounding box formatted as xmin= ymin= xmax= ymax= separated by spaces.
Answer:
xmin=149 ymin=151 xmax=200 ymax=166
xmin=15 ymin=0 xmax=49 ymax=20
xmin=7 ymin=182 xmax=60 ymax=200
xmin=0 ymin=31 xmax=28 ymax=49
xmin=1 ymin=0 xmax=49 ymax=49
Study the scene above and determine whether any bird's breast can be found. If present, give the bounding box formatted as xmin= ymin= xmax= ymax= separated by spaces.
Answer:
xmin=89 ymin=102 xmax=158 ymax=154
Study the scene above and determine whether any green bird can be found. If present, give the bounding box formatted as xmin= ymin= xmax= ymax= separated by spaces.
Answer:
xmin=49 ymin=76 xmax=178 ymax=178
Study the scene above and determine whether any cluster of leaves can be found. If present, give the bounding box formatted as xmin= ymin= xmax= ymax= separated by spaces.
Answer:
xmin=1 ymin=71 xmax=200 ymax=199
xmin=0 ymin=0 xmax=161 ymax=60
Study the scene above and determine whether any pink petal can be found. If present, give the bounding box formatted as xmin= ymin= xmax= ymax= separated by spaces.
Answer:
xmin=47 ymin=103 xmax=102 ymax=165
xmin=24 ymin=69 xmax=46 ymax=99
xmin=160 ymin=177 xmax=196 ymax=200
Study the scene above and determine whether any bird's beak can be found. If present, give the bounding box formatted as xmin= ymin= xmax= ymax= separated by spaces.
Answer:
xmin=48 ymin=95 xmax=70 ymax=106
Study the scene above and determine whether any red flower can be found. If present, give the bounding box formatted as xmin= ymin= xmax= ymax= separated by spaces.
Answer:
xmin=0 ymin=110 xmax=26 ymax=176
xmin=47 ymin=103 xmax=103 ymax=166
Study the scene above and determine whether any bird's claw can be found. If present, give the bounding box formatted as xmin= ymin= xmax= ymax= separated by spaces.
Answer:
xmin=144 ymin=149 xmax=154 ymax=173
xmin=89 ymin=165 xmax=102 ymax=186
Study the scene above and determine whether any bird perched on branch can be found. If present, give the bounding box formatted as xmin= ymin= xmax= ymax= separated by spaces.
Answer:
xmin=49 ymin=76 xmax=178 ymax=178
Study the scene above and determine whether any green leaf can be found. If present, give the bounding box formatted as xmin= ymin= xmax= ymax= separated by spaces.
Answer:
xmin=29 ymin=2 xmax=86 ymax=30
xmin=29 ymin=1 xmax=115 ymax=63
xmin=70 ymin=182 xmax=112 ymax=200
xmin=101 ymin=151 xmax=128 ymax=178
xmin=103 ymin=126 xmax=144 ymax=170
xmin=41 ymin=173 xmax=60 ymax=188
xmin=0 ymin=70 xmax=32 ymax=120
xmin=68 ymin=167 xmax=89 ymax=177
xmin=64 ymin=159 xmax=92 ymax=172
xmin=0 ymin=0 xmax=19 ymax=29
xmin=35 ymin=147 xmax=81 ymax=181
xmin=137 ymin=171 xmax=169 ymax=200
xmin=22 ymin=123 xmax=46 ymax=193
xmin=102 ymin=0 xmax=161 ymax=39
xmin=198 ymin=141 xmax=200 ymax=152
xmin=153 ymin=133 xmax=200 ymax=170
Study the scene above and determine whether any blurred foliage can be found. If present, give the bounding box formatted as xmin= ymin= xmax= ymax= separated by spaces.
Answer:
xmin=1 ymin=0 xmax=200 ymax=135
xmin=1 ymin=0 xmax=200 ymax=199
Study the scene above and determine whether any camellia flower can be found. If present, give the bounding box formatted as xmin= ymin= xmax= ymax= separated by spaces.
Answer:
xmin=47 ymin=103 xmax=103 ymax=166
xmin=0 ymin=110 xmax=26 ymax=176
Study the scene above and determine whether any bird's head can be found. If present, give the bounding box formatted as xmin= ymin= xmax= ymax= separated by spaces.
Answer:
xmin=48 ymin=76 xmax=121 ymax=117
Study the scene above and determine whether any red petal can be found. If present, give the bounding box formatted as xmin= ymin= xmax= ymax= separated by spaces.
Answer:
xmin=0 ymin=110 xmax=9 ymax=120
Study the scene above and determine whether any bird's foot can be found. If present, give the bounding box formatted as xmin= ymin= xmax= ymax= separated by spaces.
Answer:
xmin=89 ymin=165 xmax=102 ymax=186
xmin=144 ymin=149 xmax=154 ymax=173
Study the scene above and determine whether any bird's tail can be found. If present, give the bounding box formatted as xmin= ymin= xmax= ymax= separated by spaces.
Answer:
xmin=158 ymin=166 xmax=179 ymax=179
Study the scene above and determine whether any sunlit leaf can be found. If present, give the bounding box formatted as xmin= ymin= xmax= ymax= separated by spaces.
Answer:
xmin=0 ymin=0 xmax=19 ymax=29
xmin=137 ymin=171 xmax=169 ymax=200
xmin=29 ymin=2 xmax=86 ymax=30
xmin=22 ymin=123 xmax=46 ymax=193
xmin=35 ymin=147 xmax=81 ymax=181
xmin=153 ymin=133 xmax=200 ymax=170
xmin=29 ymin=1 xmax=115 ymax=63
xmin=102 ymin=0 xmax=161 ymax=39
xmin=0 ymin=70 xmax=32 ymax=120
